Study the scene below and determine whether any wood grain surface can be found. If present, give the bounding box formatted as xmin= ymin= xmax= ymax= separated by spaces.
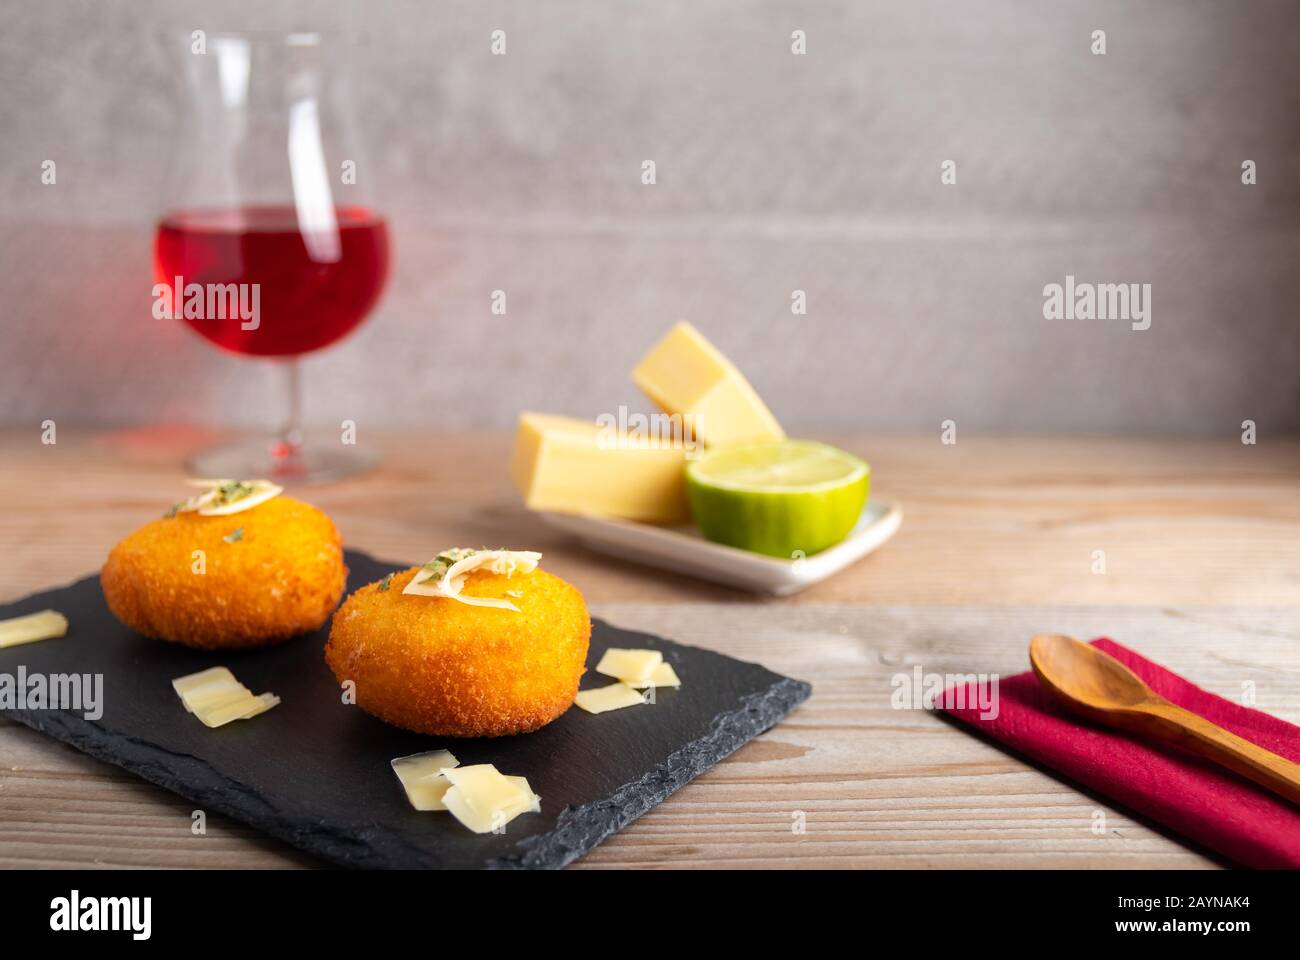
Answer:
xmin=1 ymin=427 xmax=1298 ymax=868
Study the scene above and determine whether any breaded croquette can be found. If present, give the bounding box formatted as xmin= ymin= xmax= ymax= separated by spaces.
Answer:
xmin=325 ymin=565 xmax=591 ymax=737
xmin=102 ymin=496 xmax=346 ymax=650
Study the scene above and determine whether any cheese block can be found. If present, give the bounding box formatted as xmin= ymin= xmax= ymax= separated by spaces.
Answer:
xmin=510 ymin=412 xmax=690 ymax=524
xmin=632 ymin=322 xmax=784 ymax=447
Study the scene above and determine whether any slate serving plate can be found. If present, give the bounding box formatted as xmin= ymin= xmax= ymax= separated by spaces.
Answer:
xmin=0 ymin=550 xmax=811 ymax=869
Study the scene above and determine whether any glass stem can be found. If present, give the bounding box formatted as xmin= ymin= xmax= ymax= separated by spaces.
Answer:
xmin=274 ymin=358 xmax=305 ymax=474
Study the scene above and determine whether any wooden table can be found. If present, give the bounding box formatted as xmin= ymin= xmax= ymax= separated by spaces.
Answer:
xmin=1 ymin=427 xmax=1298 ymax=868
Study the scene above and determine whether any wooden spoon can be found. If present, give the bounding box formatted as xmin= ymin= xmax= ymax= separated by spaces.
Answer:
xmin=1029 ymin=633 xmax=1300 ymax=806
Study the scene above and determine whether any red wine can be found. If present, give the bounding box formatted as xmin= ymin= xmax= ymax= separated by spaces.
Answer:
xmin=154 ymin=205 xmax=390 ymax=357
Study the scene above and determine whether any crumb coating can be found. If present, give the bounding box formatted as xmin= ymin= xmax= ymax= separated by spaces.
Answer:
xmin=325 ymin=566 xmax=591 ymax=737
xmin=101 ymin=496 xmax=346 ymax=650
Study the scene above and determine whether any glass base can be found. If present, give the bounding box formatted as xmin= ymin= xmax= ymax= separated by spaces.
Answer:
xmin=186 ymin=434 xmax=378 ymax=485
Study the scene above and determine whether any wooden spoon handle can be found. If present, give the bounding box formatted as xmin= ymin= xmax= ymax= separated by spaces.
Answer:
xmin=1141 ymin=700 xmax=1300 ymax=806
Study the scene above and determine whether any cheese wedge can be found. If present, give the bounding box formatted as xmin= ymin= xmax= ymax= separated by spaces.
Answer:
xmin=574 ymin=682 xmax=647 ymax=714
xmin=510 ymin=412 xmax=690 ymax=523
xmin=632 ymin=322 xmax=784 ymax=447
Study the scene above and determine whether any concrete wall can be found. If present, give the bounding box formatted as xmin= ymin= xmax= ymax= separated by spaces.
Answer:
xmin=2 ymin=0 xmax=1297 ymax=434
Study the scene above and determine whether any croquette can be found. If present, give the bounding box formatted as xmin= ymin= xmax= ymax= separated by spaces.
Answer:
xmin=325 ymin=566 xmax=591 ymax=737
xmin=102 ymin=496 xmax=347 ymax=650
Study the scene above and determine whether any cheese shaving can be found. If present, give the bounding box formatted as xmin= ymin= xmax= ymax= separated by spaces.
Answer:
xmin=171 ymin=666 xmax=280 ymax=728
xmin=0 ymin=610 xmax=68 ymax=649
xmin=169 ymin=479 xmax=283 ymax=517
xmin=574 ymin=682 xmax=647 ymax=714
xmin=595 ymin=648 xmax=664 ymax=684
xmin=402 ymin=548 xmax=542 ymax=612
xmin=391 ymin=750 xmax=460 ymax=811
xmin=625 ymin=662 xmax=682 ymax=689
xmin=388 ymin=754 xmax=539 ymax=831
xmin=440 ymin=765 xmax=539 ymax=833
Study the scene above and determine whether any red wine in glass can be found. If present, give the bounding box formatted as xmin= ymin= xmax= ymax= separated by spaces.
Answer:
xmin=155 ymin=205 xmax=389 ymax=357
xmin=160 ymin=31 xmax=390 ymax=482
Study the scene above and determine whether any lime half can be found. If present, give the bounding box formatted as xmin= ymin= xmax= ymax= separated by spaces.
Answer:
xmin=685 ymin=440 xmax=869 ymax=558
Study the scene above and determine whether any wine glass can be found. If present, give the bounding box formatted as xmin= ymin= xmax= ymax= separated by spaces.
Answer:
xmin=155 ymin=31 xmax=389 ymax=483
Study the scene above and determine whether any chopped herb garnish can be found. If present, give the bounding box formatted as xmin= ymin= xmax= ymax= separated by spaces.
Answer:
xmin=402 ymin=548 xmax=542 ymax=608
xmin=223 ymin=527 xmax=244 ymax=543
xmin=417 ymin=548 xmax=480 ymax=585
xmin=168 ymin=478 xmax=280 ymax=518
xmin=377 ymin=573 xmax=394 ymax=592
xmin=213 ymin=481 xmax=256 ymax=506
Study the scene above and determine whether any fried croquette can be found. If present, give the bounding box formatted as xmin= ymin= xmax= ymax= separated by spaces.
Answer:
xmin=325 ymin=566 xmax=591 ymax=737
xmin=102 ymin=496 xmax=347 ymax=650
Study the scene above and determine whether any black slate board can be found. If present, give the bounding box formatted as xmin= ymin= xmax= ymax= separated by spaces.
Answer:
xmin=0 ymin=551 xmax=810 ymax=869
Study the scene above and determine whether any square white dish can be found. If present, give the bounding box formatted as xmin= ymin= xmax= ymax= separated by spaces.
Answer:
xmin=538 ymin=500 xmax=902 ymax=596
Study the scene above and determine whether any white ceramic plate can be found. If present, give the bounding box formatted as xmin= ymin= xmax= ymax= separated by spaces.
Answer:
xmin=539 ymin=500 xmax=902 ymax=596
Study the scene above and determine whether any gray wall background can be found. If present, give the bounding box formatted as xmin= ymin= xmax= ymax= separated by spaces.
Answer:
xmin=2 ymin=0 xmax=1298 ymax=434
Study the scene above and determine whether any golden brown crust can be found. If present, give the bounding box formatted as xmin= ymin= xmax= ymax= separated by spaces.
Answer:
xmin=324 ymin=566 xmax=591 ymax=737
xmin=101 ymin=496 xmax=346 ymax=650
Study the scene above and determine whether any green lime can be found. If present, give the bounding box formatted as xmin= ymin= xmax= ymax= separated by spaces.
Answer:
xmin=684 ymin=440 xmax=870 ymax=558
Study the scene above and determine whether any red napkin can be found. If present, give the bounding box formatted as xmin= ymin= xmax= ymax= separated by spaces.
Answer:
xmin=940 ymin=638 xmax=1300 ymax=868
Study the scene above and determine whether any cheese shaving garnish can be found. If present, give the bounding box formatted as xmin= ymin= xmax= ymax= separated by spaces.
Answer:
xmin=594 ymin=649 xmax=681 ymax=689
xmin=402 ymin=548 xmax=542 ymax=612
xmin=574 ymin=682 xmax=648 ymax=714
xmin=168 ymin=479 xmax=283 ymax=517
xmin=171 ymin=666 xmax=280 ymax=728
xmin=440 ymin=764 xmax=539 ymax=833
xmin=390 ymin=756 xmax=540 ymax=832
xmin=171 ymin=666 xmax=236 ymax=696
xmin=595 ymin=648 xmax=663 ymax=684
xmin=392 ymin=749 xmax=460 ymax=811
xmin=626 ymin=662 xmax=682 ymax=689
xmin=0 ymin=610 xmax=68 ymax=649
